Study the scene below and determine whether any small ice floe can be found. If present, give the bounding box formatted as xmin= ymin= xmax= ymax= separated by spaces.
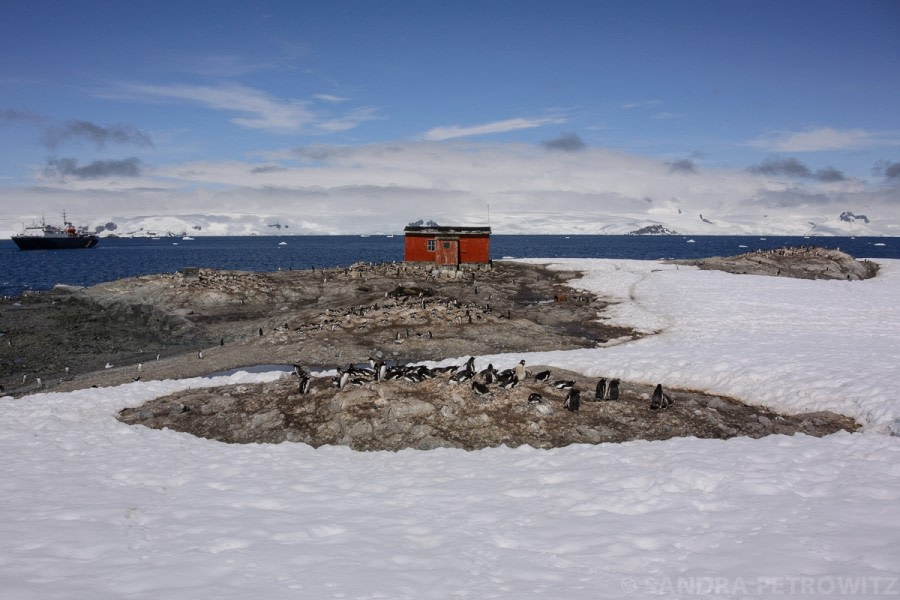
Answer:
xmin=686 ymin=239 xmax=695 ymax=243
xmin=874 ymin=242 xmax=886 ymax=247
xmin=278 ymin=242 xmax=287 ymax=246
xmin=738 ymin=245 xmax=748 ymax=248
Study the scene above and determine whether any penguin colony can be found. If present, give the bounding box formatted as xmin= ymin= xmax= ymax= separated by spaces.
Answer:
xmin=291 ymin=357 xmax=674 ymax=413
xmin=264 ymin=287 xmax=512 ymax=347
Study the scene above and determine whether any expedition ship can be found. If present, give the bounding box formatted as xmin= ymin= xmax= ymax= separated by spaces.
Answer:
xmin=11 ymin=212 xmax=99 ymax=250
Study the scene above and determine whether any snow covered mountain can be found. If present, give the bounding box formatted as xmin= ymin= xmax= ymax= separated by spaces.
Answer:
xmin=68 ymin=206 xmax=895 ymax=238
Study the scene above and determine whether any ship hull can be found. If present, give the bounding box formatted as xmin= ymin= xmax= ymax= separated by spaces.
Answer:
xmin=12 ymin=235 xmax=100 ymax=250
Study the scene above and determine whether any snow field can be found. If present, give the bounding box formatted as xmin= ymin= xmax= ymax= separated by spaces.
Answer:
xmin=505 ymin=258 xmax=900 ymax=431
xmin=2 ymin=258 xmax=900 ymax=598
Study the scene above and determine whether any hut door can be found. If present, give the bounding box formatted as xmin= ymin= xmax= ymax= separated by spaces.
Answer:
xmin=435 ymin=239 xmax=459 ymax=266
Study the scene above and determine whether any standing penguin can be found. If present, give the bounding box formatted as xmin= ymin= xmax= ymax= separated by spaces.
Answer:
xmin=607 ymin=378 xmax=620 ymax=400
xmin=650 ymin=384 xmax=672 ymax=410
xmin=595 ymin=378 xmax=606 ymax=401
xmin=564 ymin=388 xmax=581 ymax=411
xmin=515 ymin=359 xmax=526 ymax=380
xmin=298 ymin=375 xmax=311 ymax=394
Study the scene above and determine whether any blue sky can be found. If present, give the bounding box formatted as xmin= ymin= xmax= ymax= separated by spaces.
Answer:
xmin=1 ymin=0 xmax=899 ymax=234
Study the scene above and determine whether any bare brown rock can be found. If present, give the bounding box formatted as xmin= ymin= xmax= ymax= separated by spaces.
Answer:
xmin=4 ymin=254 xmax=865 ymax=450
xmin=3 ymin=261 xmax=631 ymax=395
xmin=119 ymin=365 xmax=858 ymax=451
xmin=670 ymin=246 xmax=878 ymax=280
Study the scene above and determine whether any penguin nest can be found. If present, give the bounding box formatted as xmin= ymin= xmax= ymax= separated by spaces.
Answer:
xmin=119 ymin=365 xmax=857 ymax=451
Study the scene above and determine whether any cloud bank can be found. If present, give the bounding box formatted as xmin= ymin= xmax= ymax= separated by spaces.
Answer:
xmin=44 ymin=157 xmax=143 ymax=179
xmin=748 ymin=156 xmax=847 ymax=182
xmin=749 ymin=127 xmax=900 ymax=152
xmin=5 ymin=140 xmax=896 ymax=237
xmin=1 ymin=110 xmax=152 ymax=149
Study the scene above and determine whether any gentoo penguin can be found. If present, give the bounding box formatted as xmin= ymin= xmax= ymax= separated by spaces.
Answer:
xmin=104 ymin=363 xmax=113 ymax=369
xmin=65 ymin=366 xmax=70 ymax=376
xmin=198 ymin=350 xmax=203 ymax=359
xmin=553 ymin=379 xmax=575 ymax=390
xmin=471 ymin=381 xmax=491 ymax=396
xmin=479 ymin=364 xmax=496 ymax=383
xmin=465 ymin=356 xmax=476 ymax=372
xmin=449 ymin=369 xmax=474 ymax=384
xmin=595 ymin=378 xmax=606 ymax=401
xmin=534 ymin=370 xmax=551 ymax=383
xmin=527 ymin=392 xmax=543 ymax=404
xmin=650 ymin=384 xmax=672 ymax=410
xmin=403 ymin=371 xmax=423 ymax=383
xmin=607 ymin=378 xmax=620 ymax=400
xmin=564 ymin=388 xmax=581 ymax=411
xmin=338 ymin=370 xmax=350 ymax=390
xmin=137 ymin=363 xmax=143 ymax=373
xmin=36 ymin=377 xmax=42 ymax=389
xmin=515 ymin=360 xmax=526 ymax=380
xmin=497 ymin=372 xmax=519 ymax=389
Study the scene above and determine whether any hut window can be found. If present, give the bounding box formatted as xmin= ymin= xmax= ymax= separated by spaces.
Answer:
xmin=443 ymin=241 xmax=451 ymax=248
xmin=427 ymin=240 xmax=436 ymax=252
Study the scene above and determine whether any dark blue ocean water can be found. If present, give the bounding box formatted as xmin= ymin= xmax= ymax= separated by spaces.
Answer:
xmin=1 ymin=235 xmax=897 ymax=298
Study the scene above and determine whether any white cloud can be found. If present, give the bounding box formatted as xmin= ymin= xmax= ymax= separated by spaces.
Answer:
xmin=313 ymin=93 xmax=350 ymax=103
xmin=109 ymin=83 xmax=381 ymax=134
xmin=621 ymin=99 xmax=663 ymax=110
xmin=317 ymin=107 xmax=382 ymax=133
xmin=422 ymin=117 xmax=565 ymax=141
xmin=5 ymin=140 xmax=897 ymax=237
xmin=113 ymin=83 xmax=322 ymax=132
xmin=748 ymin=127 xmax=900 ymax=152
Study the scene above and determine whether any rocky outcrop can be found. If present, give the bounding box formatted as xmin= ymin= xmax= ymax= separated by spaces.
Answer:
xmin=3 ymin=262 xmax=634 ymax=396
xmin=671 ymin=246 xmax=878 ymax=281
xmin=628 ymin=224 xmax=679 ymax=235
xmin=118 ymin=365 xmax=858 ymax=451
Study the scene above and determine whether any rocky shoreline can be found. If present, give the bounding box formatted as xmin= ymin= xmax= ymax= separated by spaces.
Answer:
xmin=3 ymin=249 xmax=874 ymax=450
xmin=670 ymin=245 xmax=879 ymax=280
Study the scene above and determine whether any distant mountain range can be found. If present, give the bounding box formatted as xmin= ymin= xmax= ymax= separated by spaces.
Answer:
xmin=4 ymin=208 xmax=896 ymax=239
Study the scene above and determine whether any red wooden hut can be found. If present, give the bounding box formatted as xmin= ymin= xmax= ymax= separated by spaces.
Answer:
xmin=403 ymin=225 xmax=491 ymax=266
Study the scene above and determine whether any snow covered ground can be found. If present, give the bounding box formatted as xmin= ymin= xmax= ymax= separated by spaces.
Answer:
xmin=2 ymin=259 xmax=899 ymax=599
